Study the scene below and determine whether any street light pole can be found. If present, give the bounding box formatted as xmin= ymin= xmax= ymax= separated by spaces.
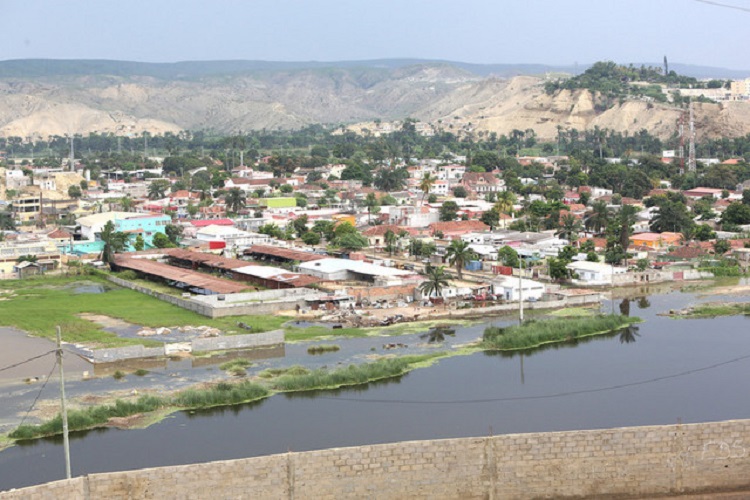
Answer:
xmin=518 ymin=258 xmax=524 ymax=324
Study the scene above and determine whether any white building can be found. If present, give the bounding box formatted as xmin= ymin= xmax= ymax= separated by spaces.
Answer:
xmin=567 ymin=261 xmax=626 ymax=285
xmin=298 ymin=258 xmax=415 ymax=285
xmin=195 ymin=225 xmax=269 ymax=249
xmin=491 ymin=275 xmax=545 ymax=302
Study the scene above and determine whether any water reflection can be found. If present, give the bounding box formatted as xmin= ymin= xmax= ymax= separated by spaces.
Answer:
xmin=419 ymin=326 xmax=456 ymax=343
xmin=483 ymin=327 xmax=638 ymax=360
xmin=184 ymin=398 xmax=267 ymax=419
xmin=619 ymin=298 xmax=631 ymax=317
xmin=618 ymin=325 xmax=641 ymax=344
xmin=636 ymin=297 xmax=651 ymax=309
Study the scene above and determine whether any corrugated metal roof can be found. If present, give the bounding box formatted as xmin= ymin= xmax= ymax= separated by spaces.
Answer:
xmin=163 ymin=248 xmax=251 ymax=269
xmin=114 ymin=256 xmax=250 ymax=294
xmin=245 ymin=245 xmax=325 ymax=262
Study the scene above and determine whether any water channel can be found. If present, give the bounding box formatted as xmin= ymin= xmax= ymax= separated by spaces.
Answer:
xmin=1 ymin=281 xmax=750 ymax=491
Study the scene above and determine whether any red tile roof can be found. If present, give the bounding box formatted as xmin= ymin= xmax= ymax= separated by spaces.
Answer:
xmin=429 ymin=220 xmax=489 ymax=235
xmin=113 ymin=257 xmax=250 ymax=294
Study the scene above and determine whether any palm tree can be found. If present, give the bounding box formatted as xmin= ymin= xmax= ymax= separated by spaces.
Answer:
xmin=384 ymin=229 xmax=398 ymax=256
xmin=100 ymin=220 xmax=130 ymax=267
xmin=557 ymin=213 xmax=583 ymax=243
xmin=445 ymin=239 xmax=477 ymax=280
xmin=494 ymin=190 xmax=516 ymax=216
xmin=147 ymin=180 xmax=169 ymax=200
xmin=364 ymin=192 xmax=380 ymax=224
xmin=119 ymin=196 xmax=134 ymax=212
xmin=419 ymin=265 xmax=451 ymax=299
xmin=419 ymin=173 xmax=436 ymax=205
xmin=224 ymin=187 xmax=246 ymax=215
xmin=584 ymin=200 xmax=610 ymax=235
xmin=617 ymin=205 xmax=638 ymax=250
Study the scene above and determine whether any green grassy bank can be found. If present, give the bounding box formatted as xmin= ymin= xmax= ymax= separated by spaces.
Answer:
xmin=482 ymin=314 xmax=640 ymax=351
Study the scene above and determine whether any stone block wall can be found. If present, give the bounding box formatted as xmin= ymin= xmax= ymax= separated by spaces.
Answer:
xmin=4 ymin=419 xmax=750 ymax=499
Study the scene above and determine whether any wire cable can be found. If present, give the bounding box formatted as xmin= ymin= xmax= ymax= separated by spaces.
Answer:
xmin=0 ymin=350 xmax=56 ymax=373
xmin=16 ymin=357 xmax=58 ymax=428
xmin=314 ymin=351 xmax=750 ymax=405
xmin=694 ymin=0 xmax=750 ymax=13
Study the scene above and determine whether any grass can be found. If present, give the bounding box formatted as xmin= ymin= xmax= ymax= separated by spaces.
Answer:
xmin=258 ymin=365 xmax=310 ymax=379
xmin=219 ymin=359 xmax=253 ymax=376
xmin=547 ymin=307 xmax=597 ymax=318
xmin=134 ymin=369 xmax=149 ymax=376
xmin=270 ymin=354 xmax=442 ymax=393
xmin=0 ymin=275 xmax=290 ymax=348
xmin=284 ymin=325 xmax=366 ymax=342
xmin=482 ymin=315 xmax=640 ymax=351
xmin=5 ymin=350 xmax=470 ymax=442
xmin=675 ymin=302 xmax=750 ymax=319
xmin=307 ymin=344 xmax=341 ymax=355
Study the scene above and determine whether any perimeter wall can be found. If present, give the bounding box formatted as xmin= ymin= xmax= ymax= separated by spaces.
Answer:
xmin=4 ymin=418 xmax=750 ymax=499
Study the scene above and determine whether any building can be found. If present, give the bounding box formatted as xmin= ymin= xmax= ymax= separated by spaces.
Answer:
xmin=11 ymin=193 xmax=42 ymax=223
xmin=298 ymin=258 xmax=415 ymax=285
xmin=491 ymin=275 xmax=545 ymax=301
xmin=630 ymin=232 xmax=682 ymax=250
xmin=77 ymin=212 xmax=171 ymax=248
xmin=195 ymin=225 xmax=269 ymax=250
xmin=567 ymin=261 xmax=626 ymax=285
xmin=0 ymin=240 xmax=61 ymax=277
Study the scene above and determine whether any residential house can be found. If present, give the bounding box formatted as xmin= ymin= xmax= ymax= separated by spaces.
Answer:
xmin=567 ymin=261 xmax=627 ymax=285
xmin=491 ymin=275 xmax=545 ymax=301
xmin=630 ymin=232 xmax=682 ymax=250
xmin=429 ymin=220 xmax=489 ymax=239
xmin=461 ymin=172 xmax=505 ymax=195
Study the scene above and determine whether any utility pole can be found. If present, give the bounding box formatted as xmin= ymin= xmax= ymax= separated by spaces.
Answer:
xmin=518 ymin=259 xmax=524 ymax=324
xmin=56 ymin=326 xmax=72 ymax=479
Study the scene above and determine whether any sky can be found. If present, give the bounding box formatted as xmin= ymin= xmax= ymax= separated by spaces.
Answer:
xmin=1 ymin=0 xmax=750 ymax=69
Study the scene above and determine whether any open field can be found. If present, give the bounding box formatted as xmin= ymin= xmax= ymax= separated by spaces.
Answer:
xmin=0 ymin=276 xmax=289 ymax=348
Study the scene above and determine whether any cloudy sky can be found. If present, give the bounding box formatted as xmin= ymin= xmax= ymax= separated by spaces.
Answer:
xmin=1 ymin=0 xmax=749 ymax=69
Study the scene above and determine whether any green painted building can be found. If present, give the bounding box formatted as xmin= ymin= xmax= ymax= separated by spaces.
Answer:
xmin=260 ymin=197 xmax=297 ymax=208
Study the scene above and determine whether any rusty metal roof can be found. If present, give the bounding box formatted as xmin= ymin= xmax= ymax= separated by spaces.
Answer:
xmin=245 ymin=245 xmax=325 ymax=263
xmin=114 ymin=256 xmax=250 ymax=294
xmin=163 ymin=248 xmax=252 ymax=270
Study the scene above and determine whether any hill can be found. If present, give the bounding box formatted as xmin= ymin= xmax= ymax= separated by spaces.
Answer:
xmin=0 ymin=59 xmax=749 ymax=141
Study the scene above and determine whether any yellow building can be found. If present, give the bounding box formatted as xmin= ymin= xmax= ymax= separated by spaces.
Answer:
xmin=630 ymin=232 xmax=682 ymax=249
xmin=11 ymin=193 xmax=42 ymax=223
xmin=0 ymin=240 xmax=60 ymax=277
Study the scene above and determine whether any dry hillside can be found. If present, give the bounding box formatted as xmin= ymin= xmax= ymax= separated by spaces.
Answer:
xmin=1 ymin=65 xmax=750 ymax=141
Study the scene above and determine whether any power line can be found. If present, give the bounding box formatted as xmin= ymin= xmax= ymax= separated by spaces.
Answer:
xmin=694 ymin=0 xmax=750 ymax=13
xmin=0 ymin=350 xmax=56 ymax=373
xmin=316 ymin=351 xmax=750 ymax=405
xmin=17 ymin=358 xmax=58 ymax=429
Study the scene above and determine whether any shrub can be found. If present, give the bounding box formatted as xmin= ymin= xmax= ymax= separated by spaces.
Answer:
xmin=307 ymin=344 xmax=341 ymax=355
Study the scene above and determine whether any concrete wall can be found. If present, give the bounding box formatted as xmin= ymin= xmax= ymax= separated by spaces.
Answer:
xmin=106 ymin=276 xmax=214 ymax=317
xmin=86 ymin=330 xmax=284 ymax=363
xmin=6 ymin=419 xmax=750 ymax=499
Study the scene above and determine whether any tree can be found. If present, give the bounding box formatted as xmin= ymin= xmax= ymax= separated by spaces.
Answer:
xmin=445 ymin=239 xmax=477 ymax=280
xmin=165 ymin=224 xmax=183 ymax=245
xmin=186 ymin=202 xmax=199 ymax=218
xmin=364 ymin=192 xmax=380 ymax=223
xmin=67 ymin=185 xmax=82 ymax=199
xmin=494 ymin=190 xmax=516 ymax=215
xmin=133 ymin=234 xmax=145 ymax=251
xmin=713 ymin=239 xmax=731 ymax=255
xmin=119 ymin=196 xmax=134 ymax=212
xmin=279 ymin=184 xmax=293 ymax=194
xmin=148 ymin=179 xmax=170 ymax=200
xmin=0 ymin=210 xmax=16 ymax=230
xmin=419 ymin=265 xmax=451 ymax=298
xmin=453 ymin=186 xmax=468 ymax=198
xmin=373 ymin=167 xmax=408 ymax=192
xmin=556 ymin=213 xmax=583 ymax=243
xmin=721 ymin=202 xmax=750 ymax=226
xmin=225 ymin=187 xmax=247 ymax=215
xmin=292 ymin=214 xmax=309 ymax=238
xmin=693 ymin=224 xmax=716 ymax=241
xmin=498 ymin=245 xmax=519 ymax=267
xmin=585 ymin=200 xmax=610 ymax=234
xmin=548 ymin=257 xmax=572 ymax=281
xmin=384 ymin=229 xmax=398 ymax=256
xmin=419 ymin=173 xmax=436 ymax=205
xmin=152 ymin=232 xmax=172 ymax=248
xmin=649 ymin=200 xmax=693 ymax=234
xmin=311 ymin=220 xmax=336 ymax=241
xmin=480 ymin=208 xmax=500 ymax=230
xmin=100 ymin=220 xmax=130 ymax=266
xmin=335 ymin=232 xmax=368 ymax=251
xmin=301 ymin=231 xmax=321 ymax=246
xmin=439 ymin=201 xmax=459 ymax=222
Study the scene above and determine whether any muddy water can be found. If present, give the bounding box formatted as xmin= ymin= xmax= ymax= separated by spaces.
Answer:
xmin=2 ymin=282 xmax=750 ymax=491
xmin=0 ymin=328 xmax=90 ymax=382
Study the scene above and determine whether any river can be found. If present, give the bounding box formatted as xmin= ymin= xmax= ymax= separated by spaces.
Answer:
xmin=1 ymin=281 xmax=749 ymax=491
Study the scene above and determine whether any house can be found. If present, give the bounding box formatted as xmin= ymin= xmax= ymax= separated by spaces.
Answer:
xmin=461 ymin=172 xmax=505 ymax=195
xmin=429 ymin=220 xmax=489 ymax=239
xmin=298 ymin=258 xmax=415 ymax=285
xmin=195 ymin=225 xmax=269 ymax=250
xmin=567 ymin=261 xmax=626 ymax=285
xmin=0 ymin=240 xmax=61 ymax=277
xmin=361 ymin=225 xmax=416 ymax=248
xmin=683 ymin=187 xmax=724 ymax=199
xmin=77 ymin=212 xmax=171 ymax=249
xmin=491 ymin=275 xmax=545 ymax=301
xmin=630 ymin=232 xmax=682 ymax=250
